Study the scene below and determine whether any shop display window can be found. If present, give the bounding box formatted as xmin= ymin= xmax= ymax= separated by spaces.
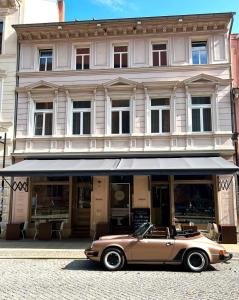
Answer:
xmin=174 ymin=184 xmax=215 ymax=225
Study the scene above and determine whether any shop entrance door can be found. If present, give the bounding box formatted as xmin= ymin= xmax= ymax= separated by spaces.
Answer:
xmin=110 ymin=183 xmax=131 ymax=234
xmin=72 ymin=181 xmax=91 ymax=238
xmin=151 ymin=184 xmax=170 ymax=226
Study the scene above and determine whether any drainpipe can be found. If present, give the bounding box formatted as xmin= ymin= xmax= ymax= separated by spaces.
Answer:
xmin=228 ymin=15 xmax=239 ymax=228
xmin=228 ymin=15 xmax=237 ymax=164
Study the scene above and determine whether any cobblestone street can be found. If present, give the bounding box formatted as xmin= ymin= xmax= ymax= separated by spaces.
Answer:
xmin=0 ymin=259 xmax=238 ymax=300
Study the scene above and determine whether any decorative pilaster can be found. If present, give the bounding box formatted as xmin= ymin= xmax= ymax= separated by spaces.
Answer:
xmin=144 ymin=88 xmax=150 ymax=134
xmin=27 ymin=91 xmax=34 ymax=136
xmin=65 ymin=90 xmax=72 ymax=136
xmin=131 ymin=87 xmax=137 ymax=134
xmin=53 ymin=90 xmax=58 ymax=136
xmin=104 ymin=88 xmax=111 ymax=135
xmin=91 ymin=89 xmax=97 ymax=135
xmin=170 ymin=85 xmax=177 ymax=134
xmin=185 ymin=85 xmax=191 ymax=133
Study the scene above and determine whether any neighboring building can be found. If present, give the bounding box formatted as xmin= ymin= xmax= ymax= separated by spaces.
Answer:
xmin=231 ymin=33 xmax=239 ymax=216
xmin=231 ymin=34 xmax=239 ymax=161
xmin=0 ymin=0 xmax=64 ymax=223
xmin=2 ymin=12 xmax=238 ymax=240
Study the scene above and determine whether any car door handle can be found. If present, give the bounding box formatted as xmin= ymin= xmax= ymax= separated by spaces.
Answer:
xmin=166 ymin=242 xmax=173 ymax=246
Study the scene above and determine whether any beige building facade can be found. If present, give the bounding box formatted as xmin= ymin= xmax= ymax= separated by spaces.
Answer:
xmin=1 ymin=12 xmax=238 ymax=239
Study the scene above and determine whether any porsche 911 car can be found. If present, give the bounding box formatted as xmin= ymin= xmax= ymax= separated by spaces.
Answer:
xmin=85 ymin=222 xmax=232 ymax=272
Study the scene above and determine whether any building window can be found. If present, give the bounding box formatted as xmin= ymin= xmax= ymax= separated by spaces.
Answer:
xmin=191 ymin=96 xmax=212 ymax=132
xmin=34 ymin=102 xmax=53 ymax=136
xmin=111 ymin=100 xmax=130 ymax=134
xmin=174 ymin=183 xmax=215 ymax=225
xmin=72 ymin=101 xmax=91 ymax=135
xmin=0 ymin=22 xmax=3 ymax=54
xmin=152 ymin=44 xmax=167 ymax=66
xmin=31 ymin=177 xmax=69 ymax=222
xmin=39 ymin=49 xmax=53 ymax=71
xmin=114 ymin=46 xmax=128 ymax=68
xmin=150 ymin=98 xmax=170 ymax=133
xmin=192 ymin=41 xmax=208 ymax=64
xmin=76 ymin=48 xmax=90 ymax=70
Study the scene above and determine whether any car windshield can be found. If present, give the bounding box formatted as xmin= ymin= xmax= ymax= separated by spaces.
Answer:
xmin=133 ymin=222 xmax=152 ymax=237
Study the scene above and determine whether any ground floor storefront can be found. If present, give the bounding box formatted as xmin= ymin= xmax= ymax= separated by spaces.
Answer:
xmin=1 ymin=157 xmax=238 ymax=241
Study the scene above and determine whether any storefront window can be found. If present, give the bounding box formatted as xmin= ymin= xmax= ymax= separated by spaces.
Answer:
xmin=31 ymin=184 xmax=69 ymax=221
xmin=174 ymin=184 xmax=215 ymax=225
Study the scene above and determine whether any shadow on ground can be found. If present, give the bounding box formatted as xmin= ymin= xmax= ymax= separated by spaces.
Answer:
xmin=62 ymin=259 xmax=218 ymax=272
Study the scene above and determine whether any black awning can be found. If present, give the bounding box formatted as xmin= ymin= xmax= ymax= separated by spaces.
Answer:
xmin=0 ymin=157 xmax=238 ymax=176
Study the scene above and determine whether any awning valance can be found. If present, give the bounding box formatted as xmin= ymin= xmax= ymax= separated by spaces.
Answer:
xmin=0 ymin=157 xmax=238 ymax=177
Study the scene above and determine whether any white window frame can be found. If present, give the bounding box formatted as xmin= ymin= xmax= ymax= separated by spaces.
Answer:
xmin=75 ymin=47 xmax=90 ymax=70
xmin=151 ymin=43 xmax=168 ymax=66
xmin=34 ymin=102 xmax=53 ymax=136
xmin=111 ymin=99 xmax=131 ymax=135
xmin=150 ymin=98 xmax=170 ymax=134
xmin=39 ymin=49 xmax=53 ymax=71
xmin=191 ymin=96 xmax=212 ymax=132
xmin=113 ymin=45 xmax=128 ymax=68
xmin=0 ymin=18 xmax=6 ymax=55
xmin=34 ymin=44 xmax=55 ymax=71
xmin=72 ymin=100 xmax=92 ymax=135
xmin=71 ymin=43 xmax=92 ymax=70
xmin=191 ymin=40 xmax=208 ymax=65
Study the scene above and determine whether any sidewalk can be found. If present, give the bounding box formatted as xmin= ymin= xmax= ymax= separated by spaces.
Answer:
xmin=0 ymin=239 xmax=238 ymax=259
xmin=0 ymin=239 xmax=91 ymax=259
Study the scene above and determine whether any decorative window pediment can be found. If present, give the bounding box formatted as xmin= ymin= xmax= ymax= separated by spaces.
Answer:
xmin=103 ymin=77 xmax=137 ymax=90
xmin=17 ymin=80 xmax=60 ymax=93
xmin=183 ymin=74 xmax=230 ymax=86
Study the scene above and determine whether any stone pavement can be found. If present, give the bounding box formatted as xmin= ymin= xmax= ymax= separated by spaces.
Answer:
xmin=0 ymin=259 xmax=239 ymax=300
xmin=0 ymin=238 xmax=238 ymax=259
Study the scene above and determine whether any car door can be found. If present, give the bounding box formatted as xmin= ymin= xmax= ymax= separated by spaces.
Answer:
xmin=129 ymin=237 xmax=175 ymax=262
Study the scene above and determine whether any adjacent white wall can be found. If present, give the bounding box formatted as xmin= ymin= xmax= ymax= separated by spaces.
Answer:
xmin=22 ymin=0 xmax=59 ymax=24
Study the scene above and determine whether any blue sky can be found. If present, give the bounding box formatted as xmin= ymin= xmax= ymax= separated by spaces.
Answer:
xmin=65 ymin=0 xmax=239 ymax=33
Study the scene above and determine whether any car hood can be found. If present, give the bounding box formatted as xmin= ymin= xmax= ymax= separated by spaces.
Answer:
xmin=99 ymin=234 xmax=131 ymax=240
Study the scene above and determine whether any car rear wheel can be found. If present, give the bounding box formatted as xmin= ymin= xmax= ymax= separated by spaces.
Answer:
xmin=101 ymin=248 xmax=125 ymax=271
xmin=184 ymin=250 xmax=209 ymax=272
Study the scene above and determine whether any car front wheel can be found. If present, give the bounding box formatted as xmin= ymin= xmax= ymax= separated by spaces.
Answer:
xmin=184 ymin=250 xmax=209 ymax=272
xmin=101 ymin=248 xmax=125 ymax=271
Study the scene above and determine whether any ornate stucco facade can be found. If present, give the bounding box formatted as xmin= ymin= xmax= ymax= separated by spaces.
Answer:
xmin=7 ymin=13 xmax=238 ymax=239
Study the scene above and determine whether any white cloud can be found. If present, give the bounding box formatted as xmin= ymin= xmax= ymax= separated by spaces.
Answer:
xmin=93 ymin=0 xmax=127 ymax=11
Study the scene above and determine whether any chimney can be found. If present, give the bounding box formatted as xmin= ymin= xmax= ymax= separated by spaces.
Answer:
xmin=58 ymin=0 xmax=65 ymax=22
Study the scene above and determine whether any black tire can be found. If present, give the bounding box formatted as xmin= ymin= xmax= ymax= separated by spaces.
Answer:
xmin=183 ymin=250 xmax=209 ymax=272
xmin=101 ymin=248 xmax=125 ymax=271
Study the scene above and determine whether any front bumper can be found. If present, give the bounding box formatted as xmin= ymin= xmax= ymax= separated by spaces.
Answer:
xmin=84 ymin=248 xmax=99 ymax=258
xmin=219 ymin=253 xmax=233 ymax=263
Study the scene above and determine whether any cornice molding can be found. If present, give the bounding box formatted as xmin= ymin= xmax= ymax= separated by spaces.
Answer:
xmin=17 ymin=63 xmax=231 ymax=78
xmin=13 ymin=13 xmax=232 ymax=42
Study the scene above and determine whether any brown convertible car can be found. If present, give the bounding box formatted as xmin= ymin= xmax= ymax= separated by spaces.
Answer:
xmin=85 ymin=222 xmax=232 ymax=272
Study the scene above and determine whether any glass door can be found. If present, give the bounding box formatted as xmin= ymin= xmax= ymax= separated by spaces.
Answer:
xmin=110 ymin=183 xmax=130 ymax=232
xmin=151 ymin=184 xmax=170 ymax=226
xmin=72 ymin=179 xmax=91 ymax=237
